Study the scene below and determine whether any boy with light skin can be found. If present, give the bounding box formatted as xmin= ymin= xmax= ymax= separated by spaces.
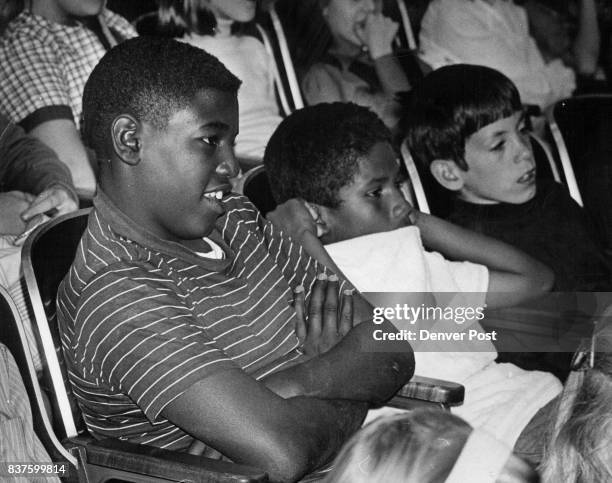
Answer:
xmin=57 ymin=37 xmax=415 ymax=483
xmin=404 ymin=64 xmax=611 ymax=292
xmin=263 ymin=102 xmax=561 ymax=462
xmin=302 ymin=0 xmax=411 ymax=129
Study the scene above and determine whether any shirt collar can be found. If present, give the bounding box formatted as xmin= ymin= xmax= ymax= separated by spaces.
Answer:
xmin=93 ymin=188 xmax=233 ymax=270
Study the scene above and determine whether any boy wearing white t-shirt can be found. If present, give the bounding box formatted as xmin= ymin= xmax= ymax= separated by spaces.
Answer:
xmin=264 ymin=102 xmax=561 ymax=464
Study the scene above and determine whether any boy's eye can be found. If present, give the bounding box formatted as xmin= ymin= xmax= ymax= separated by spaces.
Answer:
xmin=201 ymin=136 xmax=220 ymax=147
xmin=366 ymin=187 xmax=383 ymax=198
xmin=490 ymin=141 xmax=505 ymax=152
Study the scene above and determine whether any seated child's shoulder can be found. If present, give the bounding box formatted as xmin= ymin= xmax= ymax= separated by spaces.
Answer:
xmin=538 ymin=179 xmax=583 ymax=213
xmin=219 ymin=193 xmax=269 ymax=233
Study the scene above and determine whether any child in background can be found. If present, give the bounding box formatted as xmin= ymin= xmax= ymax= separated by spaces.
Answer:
xmin=541 ymin=319 xmax=612 ymax=482
xmin=156 ymin=0 xmax=282 ymax=167
xmin=0 ymin=0 xmax=136 ymax=195
xmin=264 ymin=102 xmax=561 ymax=464
xmin=324 ymin=410 xmax=538 ymax=483
xmin=301 ymin=0 xmax=411 ymax=129
xmin=403 ymin=64 xmax=612 ymax=292
xmin=419 ymin=0 xmax=600 ymax=110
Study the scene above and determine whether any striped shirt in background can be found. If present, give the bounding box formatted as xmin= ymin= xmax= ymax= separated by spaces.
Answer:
xmin=57 ymin=191 xmax=347 ymax=451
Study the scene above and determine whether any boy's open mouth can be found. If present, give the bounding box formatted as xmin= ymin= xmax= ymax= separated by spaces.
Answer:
xmin=517 ymin=168 xmax=536 ymax=184
xmin=202 ymin=184 xmax=232 ymax=201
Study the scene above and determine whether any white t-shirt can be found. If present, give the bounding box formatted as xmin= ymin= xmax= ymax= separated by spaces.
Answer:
xmin=182 ymin=32 xmax=282 ymax=160
xmin=326 ymin=226 xmax=561 ymax=446
xmin=419 ymin=0 xmax=575 ymax=109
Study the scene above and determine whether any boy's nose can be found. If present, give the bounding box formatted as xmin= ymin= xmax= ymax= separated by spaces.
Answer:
xmin=514 ymin=135 xmax=534 ymax=165
xmin=217 ymin=150 xmax=239 ymax=179
xmin=391 ymin=194 xmax=412 ymax=223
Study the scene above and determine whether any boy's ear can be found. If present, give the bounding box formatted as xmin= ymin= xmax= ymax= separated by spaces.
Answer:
xmin=430 ymin=159 xmax=465 ymax=192
xmin=304 ymin=201 xmax=332 ymax=239
xmin=112 ymin=115 xmax=142 ymax=166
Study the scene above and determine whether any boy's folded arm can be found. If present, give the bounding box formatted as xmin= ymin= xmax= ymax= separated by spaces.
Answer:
xmin=415 ymin=212 xmax=554 ymax=307
xmin=162 ymin=368 xmax=367 ymax=483
xmin=261 ymin=320 xmax=414 ymax=404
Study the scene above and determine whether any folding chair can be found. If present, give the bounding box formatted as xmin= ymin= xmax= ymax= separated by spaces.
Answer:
xmin=545 ymin=95 xmax=612 ymax=207
xmin=546 ymin=96 xmax=612 ymax=206
xmin=547 ymin=95 xmax=612 ymax=249
xmin=21 ymin=210 xmax=464 ymax=481
xmin=260 ymin=4 xmax=305 ymax=114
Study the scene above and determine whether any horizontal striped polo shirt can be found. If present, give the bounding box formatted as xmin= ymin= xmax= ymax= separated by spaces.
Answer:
xmin=57 ymin=190 xmax=344 ymax=450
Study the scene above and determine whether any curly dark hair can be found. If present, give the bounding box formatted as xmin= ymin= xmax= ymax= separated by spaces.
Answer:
xmin=264 ymin=102 xmax=392 ymax=208
xmin=81 ymin=36 xmax=241 ymax=159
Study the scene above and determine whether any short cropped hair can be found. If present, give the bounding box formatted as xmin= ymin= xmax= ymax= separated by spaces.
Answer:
xmin=82 ymin=36 xmax=241 ymax=158
xmin=403 ymin=64 xmax=522 ymax=171
xmin=264 ymin=103 xmax=392 ymax=208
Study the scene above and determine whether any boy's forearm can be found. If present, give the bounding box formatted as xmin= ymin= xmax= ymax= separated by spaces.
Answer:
xmin=373 ymin=54 xmax=411 ymax=95
xmin=417 ymin=212 xmax=539 ymax=273
xmin=262 ymin=321 xmax=414 ymax=404
xmin=415 ymin=212 xmax=553 ymax=303
xmin=279 ymin=397 xmax=368 ymax=481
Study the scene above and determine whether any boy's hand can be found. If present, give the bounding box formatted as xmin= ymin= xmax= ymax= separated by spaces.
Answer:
xmin=0 ymin=191 xmax=36 ymax=235
xmin=267 ymin=198 xmax=318 ymax=240
xmin=293 ymin=274 xmax=353 ymax=357
xmin=21 ymin=185 xmax=78 ymax=221
xmin=356 ymin=12 xmax=398 ymax=59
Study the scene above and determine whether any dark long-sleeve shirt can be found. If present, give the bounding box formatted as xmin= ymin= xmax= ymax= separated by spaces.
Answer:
xmin=449 ymin=179 xmax=612 ymax=291
xmin=0 ymin=113 xmax=76 ymax=198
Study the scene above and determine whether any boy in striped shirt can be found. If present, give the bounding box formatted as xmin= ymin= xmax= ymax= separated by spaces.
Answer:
xmin=56 ymin=37 xmax=414 ymax=482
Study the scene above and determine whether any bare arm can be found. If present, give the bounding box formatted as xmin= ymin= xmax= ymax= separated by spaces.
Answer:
xmin=573 ymin=0 xmax=600 ymax=75
xmin=163 ymin=370 xmax=368 ymax=483
xmin=362 ymin=12 xmax=411 ymax=95
xmin=30 ymin=120 xmax=96 ymax=196
xmin=415 ymin=212 xmax=554 ymax=307
xmin=264 ymin=320 xmax=413 ymax=400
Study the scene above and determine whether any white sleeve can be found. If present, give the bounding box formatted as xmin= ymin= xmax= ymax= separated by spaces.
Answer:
xmin=325 ymin=227 xmax=430 ymax=292
xmin=424 ymin=250 xmax=489 ymax=298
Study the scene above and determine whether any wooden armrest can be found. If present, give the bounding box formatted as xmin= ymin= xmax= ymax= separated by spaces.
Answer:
xmin=71 ymin=437 xmax=268 ymax=482
xmin=388 ymin=376 xmax=464 ymax=410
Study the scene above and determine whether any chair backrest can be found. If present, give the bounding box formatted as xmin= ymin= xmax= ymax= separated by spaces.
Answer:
xmin=242 ymin=165 xmax=278 ymax=216
xmin=21 ymin=209 xmax=91 ymax=447
xmin=260 ymin=5 xmax=305 ymax=114
xmin=391 ymin=0 xmax=417 ymax=50
xmin=0 ymin=287 xmax=74 ymax=464
xmin=547 ymin=95 xmax=612 ymax=207
xmin=400 ymin=140 xmax=431 ymax=214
